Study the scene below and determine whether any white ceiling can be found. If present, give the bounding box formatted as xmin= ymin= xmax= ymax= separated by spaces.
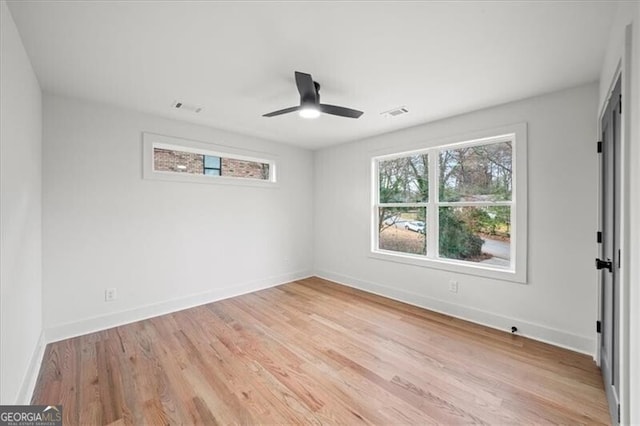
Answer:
xmin=7 ymin=1 xmax=617 ymax=150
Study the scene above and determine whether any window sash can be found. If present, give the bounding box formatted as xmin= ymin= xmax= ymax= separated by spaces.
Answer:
xmin=373 ymin=137 xmax=515 ymax=269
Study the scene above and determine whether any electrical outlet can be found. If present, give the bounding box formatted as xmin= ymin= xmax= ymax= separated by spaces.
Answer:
xmin=449 ymin=280 xmax=458 ymax=293
xmin=105 ymin=288 xmax=117 ymax=302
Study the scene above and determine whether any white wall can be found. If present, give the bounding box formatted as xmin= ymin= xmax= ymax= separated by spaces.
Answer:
xmin=314 ymin=83 xmax=598 ymax=354
xmin=42 ymin=95 xmax=314 ymax=340
xmin=598 ymin=2 xmax=640 ymax=424
xmin=0 ymin=1 xmax=43 ymax=404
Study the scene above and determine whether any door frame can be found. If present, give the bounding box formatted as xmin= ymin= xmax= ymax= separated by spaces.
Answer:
xmin=596 ymin=23 xmax=633 ymax=424
xmin=597 ymin=72 xmax=621 ymax=424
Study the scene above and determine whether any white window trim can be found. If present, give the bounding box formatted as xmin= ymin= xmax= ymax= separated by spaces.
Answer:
xmin=142 ymin=132 xmax=278 ymax=187
xmin=370 ymin=123 xmax=527 ymax=284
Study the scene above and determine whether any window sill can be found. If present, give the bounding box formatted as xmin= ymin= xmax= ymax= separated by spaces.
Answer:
xmin=144 ymin=169 xmax=279 ymax=188
xmin=369 ymin=250 xmax=526 ymax=284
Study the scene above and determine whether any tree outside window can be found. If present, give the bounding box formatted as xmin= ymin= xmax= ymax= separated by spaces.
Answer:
xmin=374 ymin=139 xmax=513 ymax=269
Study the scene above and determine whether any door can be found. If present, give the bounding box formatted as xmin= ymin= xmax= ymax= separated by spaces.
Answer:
xmin=598 ymin=75 xmax=621 ymax=425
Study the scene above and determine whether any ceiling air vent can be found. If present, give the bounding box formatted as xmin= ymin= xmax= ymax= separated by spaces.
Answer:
xmin=171 ymin=100 xmax=203 ymax=113
xmin=381 ymin=106 xmax=409 ymax=118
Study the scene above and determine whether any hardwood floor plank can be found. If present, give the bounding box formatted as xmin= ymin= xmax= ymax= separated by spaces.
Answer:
xmin=78 ymin=337 xmax=102 ymax=425
xmin=32 ymin=278 xmax=610 ymax=425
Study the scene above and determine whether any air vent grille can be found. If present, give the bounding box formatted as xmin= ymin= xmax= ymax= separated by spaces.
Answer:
xmin=171 ymin=100 xmax=203 ymax=113
xmin=381 ymin=106 xmax=409 ymax=118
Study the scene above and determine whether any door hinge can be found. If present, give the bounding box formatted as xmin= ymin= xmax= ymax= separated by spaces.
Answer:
xmin=617 ymin=403 xmax=620 ymax=422
xmin=597 ymin=141 xmax=603 ymax=153
xmin=596 ymin=320 xmax=601 ymax=333
xmin=597 ymin=231 xmax=602 ymax=243
xmin=618 ymin=249 xmax=621 ymax=269
xmin=619 ymin=94 xmax=622 ymax=114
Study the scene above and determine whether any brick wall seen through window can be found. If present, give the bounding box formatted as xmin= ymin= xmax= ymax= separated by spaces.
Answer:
xmin=153 ymin=148 xmax=270 ymax=180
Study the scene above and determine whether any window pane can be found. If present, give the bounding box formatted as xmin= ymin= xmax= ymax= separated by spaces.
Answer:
xmin=222 ymin=158 xmax=270 ymax=180
xmin=204 ymin=155 xmax=221 ymax=169
xmin=378 ymin=207 xmax=426 ymax=255
xmin=439 ymin=142 xmax=512 ymax=201
xmin=439 ymin=206 xmax=511 ymax=267
xmin=378 ymin=154 xmax=428 ymax=203
xmin=153 ymin=147 xmax=271 ymax=181
xmin=154 ymin=148 xmax=204 ymax=175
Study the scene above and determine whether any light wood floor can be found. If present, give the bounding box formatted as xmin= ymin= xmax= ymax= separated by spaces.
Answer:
xmin=32 ymin=277 xmax=610 ymax=425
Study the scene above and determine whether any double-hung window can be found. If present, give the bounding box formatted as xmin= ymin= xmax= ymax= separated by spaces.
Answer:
xmin=372 ymin=125 xmax=527 ymax=283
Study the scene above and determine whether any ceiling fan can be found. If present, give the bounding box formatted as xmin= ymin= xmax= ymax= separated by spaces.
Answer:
xmin=263 ymin=71 xmax=363 ymax=119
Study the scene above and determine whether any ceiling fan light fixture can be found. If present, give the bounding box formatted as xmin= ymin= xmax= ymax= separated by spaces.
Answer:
xmin=299 ymin=106 xmax=320 ymax=119
xmin=263 ymin=71 xmax=362 ymax=119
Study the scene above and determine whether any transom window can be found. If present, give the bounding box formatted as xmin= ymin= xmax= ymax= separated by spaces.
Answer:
xmin=143 ymin=132 xmax=276 ymax=186
xmin=372 ymin=126 xmax=527 ymax=283
xmin=153 ymin=147 xmax=270 ymax=181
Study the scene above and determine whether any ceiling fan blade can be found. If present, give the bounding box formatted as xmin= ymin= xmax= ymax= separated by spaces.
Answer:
xmin=319 ymin=104 xmax=363 ymax=119
xmin=295 ymin=71 xmax=317 ymax=104
xmin=262 ymin=106 xmax=300 ymax=117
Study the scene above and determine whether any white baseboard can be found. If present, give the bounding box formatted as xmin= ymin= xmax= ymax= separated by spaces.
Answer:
xmin=16 ymin=330 xmax=46 ymax=405
xmin=314 ymin=270 xmax=596 ymax=357
xmin=45 ymin=270 xmax=312 ymax=343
